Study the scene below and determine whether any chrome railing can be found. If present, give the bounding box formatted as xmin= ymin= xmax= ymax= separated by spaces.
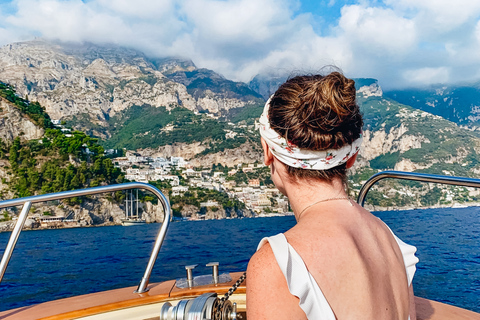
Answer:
xmin=357 ymin=170 xmax=480 ymax=206
xmin=0 ymin=182 xmax=171 ymax=294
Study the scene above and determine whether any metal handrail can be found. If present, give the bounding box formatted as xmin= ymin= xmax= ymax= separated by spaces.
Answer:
xmin=357 ymin=170 xmax=480 ymax=207
xmin=0 ymin=182 xmax=171 ymax=294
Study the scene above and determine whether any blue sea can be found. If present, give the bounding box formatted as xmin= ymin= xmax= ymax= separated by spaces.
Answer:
xmin=0 ymin=207 xmax=479 ymax=313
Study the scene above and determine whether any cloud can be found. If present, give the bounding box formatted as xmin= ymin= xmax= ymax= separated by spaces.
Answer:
xmin=95 ymin=0 xmax=177 ymax=20
xmin=402 ymin=67 xmax=450 ymax=86
xmin=385 ymin=0 xmax=480 ymax=33
xmin=338 ymin=5 xmax=417 ymax=55
xmin=0 ymin=0 xmax=480 ymax=88
xmin=6 ymin=0 xmax=130 ymax=43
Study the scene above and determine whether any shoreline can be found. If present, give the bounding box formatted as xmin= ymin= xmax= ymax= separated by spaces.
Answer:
xmin=2 ymin=202 xmax=479 ymax=233
xmin=365 ymin=201 xmax=480 ymax=212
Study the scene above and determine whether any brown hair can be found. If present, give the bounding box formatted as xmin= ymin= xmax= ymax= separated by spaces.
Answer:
xmin=268 ymin=71 xmax=363 ymax=183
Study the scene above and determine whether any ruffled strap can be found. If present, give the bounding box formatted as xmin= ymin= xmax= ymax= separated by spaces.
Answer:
xmin=258 ymin=234 xmax=336 ymax=320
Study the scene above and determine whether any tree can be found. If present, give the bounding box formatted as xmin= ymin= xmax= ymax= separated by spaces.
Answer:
xmin=9 ymin=137 xmax=21 ymax=169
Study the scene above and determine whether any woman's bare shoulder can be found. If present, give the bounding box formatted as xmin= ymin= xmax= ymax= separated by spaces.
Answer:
xmin=247 ymin=242 xmax=306 ymax=319
xmin=247 ymin=242 xmax=279 ymax=282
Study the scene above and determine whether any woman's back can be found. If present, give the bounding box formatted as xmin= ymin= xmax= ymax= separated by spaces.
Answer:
xmin=248 ymin=200 xmax=414 ymax=319
xmin=286 ymin=201 xmax=411 ymax=319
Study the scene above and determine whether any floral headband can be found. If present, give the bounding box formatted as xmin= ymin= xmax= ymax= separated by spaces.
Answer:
xmin=258 ymin=97 xmax=362 ymax=170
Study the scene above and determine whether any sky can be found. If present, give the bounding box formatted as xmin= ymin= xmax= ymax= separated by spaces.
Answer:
xmin=1 ymin=0 xmax=480 ymax=89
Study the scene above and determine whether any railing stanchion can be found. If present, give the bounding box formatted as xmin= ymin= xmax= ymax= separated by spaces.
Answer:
xmin=357 ymin=170 xmax=480 ymax=207
xmin=0 ymin=201 xmax=32 ymax=283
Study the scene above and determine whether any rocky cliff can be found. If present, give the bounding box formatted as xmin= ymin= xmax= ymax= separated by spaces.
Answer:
xmin=0 ymin=97 xmax=44 ymax=141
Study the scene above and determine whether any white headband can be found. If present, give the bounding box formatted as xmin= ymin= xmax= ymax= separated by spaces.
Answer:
xmin=258 ymin=98 xmax=362 ymax=170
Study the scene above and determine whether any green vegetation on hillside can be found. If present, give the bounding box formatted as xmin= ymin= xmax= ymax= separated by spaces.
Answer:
xmin=370 ymin=152 xmax=400 ymax=170
xmin=384 ymin=85 xmax=480 ymax=126
xmin=6 ymin=129 xmax=124 ymax=200
xmin=0 ymin=81 xmax=54 ymax=129
xmin=358 ymin=96 xmax=402 ymax=133
xmin=100 ymin=104 xmax=254 ymax=154
xmin=225 ymin=165 xmax=273 ymax=186
xmin=0 ymin=84 xmax=124 ymax=201
xmin=359 ymin=96 xmax=480 ymax=177
xmin=224 ymin=103 xmax=264 ymax=124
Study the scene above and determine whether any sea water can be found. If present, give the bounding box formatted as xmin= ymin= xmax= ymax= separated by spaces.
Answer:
xmin=0 ymin=207 xmax=479 ymax=313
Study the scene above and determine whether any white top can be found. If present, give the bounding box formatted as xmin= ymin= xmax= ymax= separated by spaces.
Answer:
xmin=257 ymin=227 xmax=418 ymax=320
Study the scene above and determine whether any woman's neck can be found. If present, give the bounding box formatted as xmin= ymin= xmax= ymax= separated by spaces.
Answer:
xmin=284 ymin=177 xmax=348 ymax=221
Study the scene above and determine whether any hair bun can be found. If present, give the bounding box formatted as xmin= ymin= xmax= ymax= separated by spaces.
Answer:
xmin=268 ymin=72 xmax=363 ymax=150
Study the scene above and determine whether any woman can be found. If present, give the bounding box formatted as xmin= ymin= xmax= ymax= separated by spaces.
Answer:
xmin=246 ymin=72 xmax=418 ymax=319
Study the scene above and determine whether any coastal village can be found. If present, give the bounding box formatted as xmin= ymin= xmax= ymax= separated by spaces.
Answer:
xmin=115 ymin=151 xmax=290 ymax=218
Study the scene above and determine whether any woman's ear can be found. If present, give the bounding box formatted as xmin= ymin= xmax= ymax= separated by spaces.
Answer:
xmin=346 ymin=151 xmax=358 ymax=169
xmin=261 ymin=138 xmax=274 ymax=166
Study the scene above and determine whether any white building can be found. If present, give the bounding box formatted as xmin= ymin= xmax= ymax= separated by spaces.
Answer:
xmin=200 ymin=200 xmax=219 ymax=207
xmin=213 ymin=172 xmax=224 ymax=179
xmin=126 ymin=168 xmax=140 ymax=175
xmin=171 ymin=157 xmax=187 ymax=168
xmin=161 ymin=175 xmax=180 ymax=186
xmin=172 ymin=186 xmax=189 ymax=196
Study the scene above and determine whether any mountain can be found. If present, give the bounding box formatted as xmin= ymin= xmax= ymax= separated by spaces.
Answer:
xmin=248 ymin=73 xmax=382 ymax=100
xmin=357 ymin=94 xmax=480 ymax=177
xmin=248 ymin=73 xmax=287 ymax=100
xmin=3 ymin=40 xmax=480 ymax=183
xmin=384 ymin=84 xmax=480 ymax=130
xmin=0 ymin=40 xmax=264 ymax=138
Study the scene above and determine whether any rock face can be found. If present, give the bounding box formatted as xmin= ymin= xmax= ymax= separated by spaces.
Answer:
xmin=357 ymin=95 xmax=480 ymax=175
xmin=189 ymin=142 xmax=262 ymax=167
xmin=185 ymin=206 xmax=253 ymax=220
xmin=0 ymin=98 xmax=45 ymax=141
xmin=0 ymin=40 xmax=263 ymax=136
xmin=0 ymin=159 xmax=12 ymax=198
xmin=143 ymin=201 xmax=165 ymax=223
xmin=248 ymin=74 xmax=287 ymax=100
xmin=361 ymin=124 xmax=429 ymax=161
xmin=358 ymin=82 xmax=383 ymax=98
xmin=140 ymin=142 xmax=208 ymax=160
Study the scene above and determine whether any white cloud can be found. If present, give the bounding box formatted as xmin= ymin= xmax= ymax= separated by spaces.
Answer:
xmin=475 ymin=20 xmax=480 ymax=43
xmin=338 ymin=5 xmax=417 ymax=55
xmin=385 ymin=0 xmax=480 ymax=33
xmin=95 ymin=0 xmax=177 ymax=20
xmin=6 ymin=0 xmax=129 ymax=43
xmin=402 ymin=67 xmax=450 ymax=86
xmin=182 ymin=0 xmax=293 ymax=43
xmin=0 ymin=0 xmax=480 ymax=88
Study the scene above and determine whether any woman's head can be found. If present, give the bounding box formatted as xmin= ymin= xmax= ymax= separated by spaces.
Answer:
xmin=259 ymin=71 xmax=363 ymax=183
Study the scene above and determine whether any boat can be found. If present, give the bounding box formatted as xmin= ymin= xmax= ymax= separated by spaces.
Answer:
xmin=121 ymin=189 xmax=146 ymax=226
xmin=0 ymin=172 xmax=480 ymax=319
